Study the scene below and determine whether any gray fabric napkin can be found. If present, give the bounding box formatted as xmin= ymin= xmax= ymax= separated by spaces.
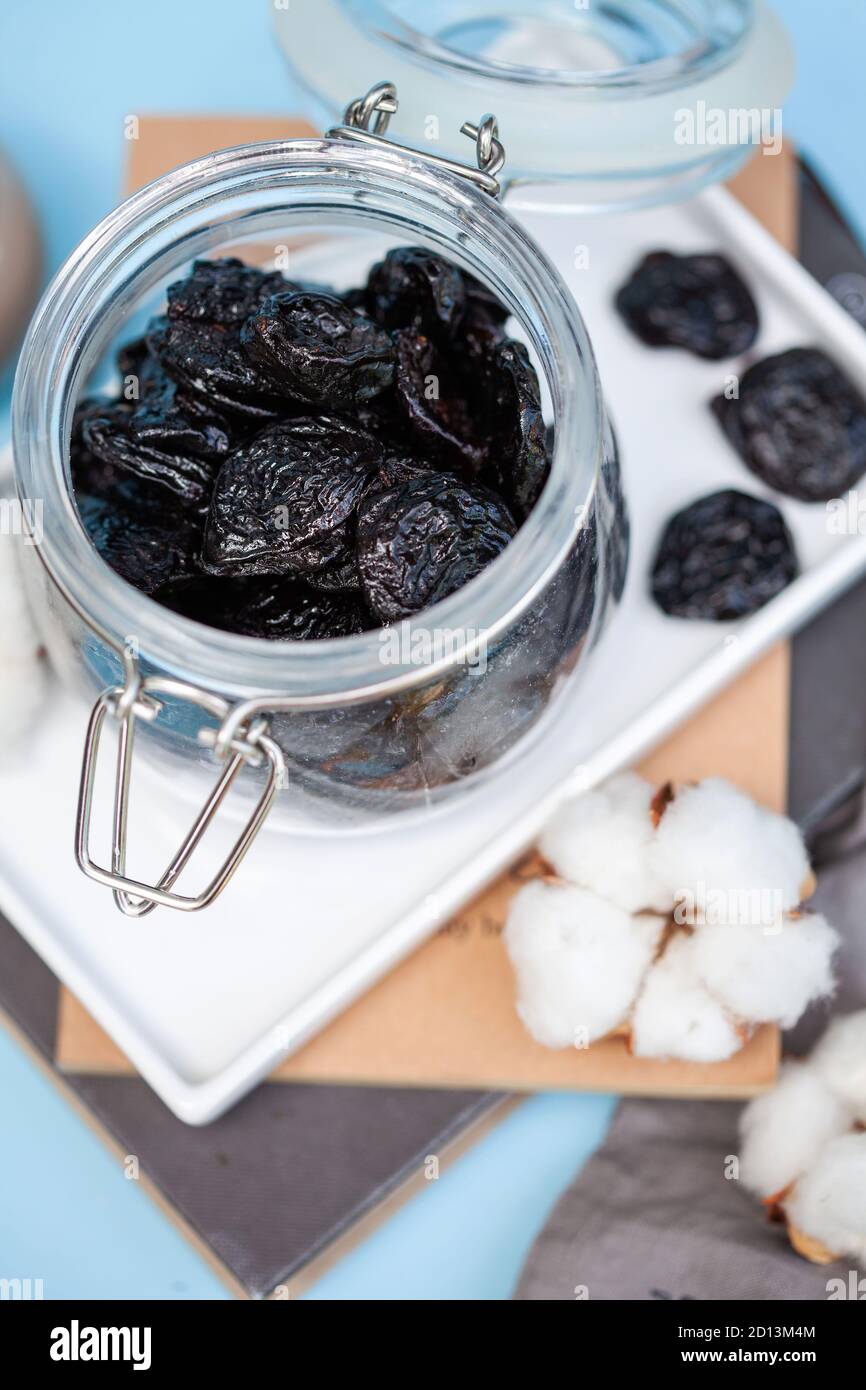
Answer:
xmin=514 ymin=1099 xmax=854 ymax=1301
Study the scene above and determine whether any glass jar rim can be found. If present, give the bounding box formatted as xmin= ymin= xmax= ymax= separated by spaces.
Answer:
xmin=13 ymin=137 xmax=601 ymax=704
xmin=351 ymin=0 xmax=755 ymax=93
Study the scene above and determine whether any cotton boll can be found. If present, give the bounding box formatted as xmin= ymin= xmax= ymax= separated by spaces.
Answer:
xmin=739 ymin=1062 xmax=852 ymax=1200
xmin=630 ymin=932 xmax=743 ymax=1062
xmin=785 ymin=1133 xmax=866 ymax=1268
xmin=690 ymin=913 xmax=838 ymax=1029
xmin=649 ymin=778 xmax=810 ymax=918
xmin=810 ymin=1012 xmax=866 ymax=1123
xmin=504 ymin=881 xmax=663 ymax=1049
xmin=539 ymin=771 xmax=671 ymax=913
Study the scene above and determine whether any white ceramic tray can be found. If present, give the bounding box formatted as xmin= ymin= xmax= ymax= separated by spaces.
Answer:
xmin=4 ymin=185 xmax=866 ymax=1124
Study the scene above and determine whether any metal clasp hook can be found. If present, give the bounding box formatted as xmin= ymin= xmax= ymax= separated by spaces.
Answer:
xmin=75 ymin=663 xmax=286 ymax=916
xmin=329 ymin=81 xmax=506 ymax=197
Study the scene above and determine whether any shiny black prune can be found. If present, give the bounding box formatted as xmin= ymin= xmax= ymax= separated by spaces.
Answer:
xmin=70 ymin=397 xmax=127 ymax=497
xmin=203 ymin=417 xmax=382 ymax=578
xmin=457 ymin=273 xmax=511 ymax=367
xmin=157 ymin=573 xmax=371 ymax=639
xmin=463 ymin=271 xmax=510 ymax=328
xmin=481 ymin=340 xmax=549 ymax=521
xmin=651 ymin=488 xmax=797 ymax=620
xmin=240 ymin=291 xmax=394 ymax=407
xmin=148 ymin=316 xmax=285 ymax=422
xmin=78 ymin=484 xmax=202 ymax=595
xmin=115 ymin=335 xmax=154 ymax=388
xmin=363 ymin=452 xmax=433 ymax=498
xmin=616 ymin=251 xmax=759 ymax=360
xmin=304 ymin=554 xmax=362 ymax=594
xmin=366 ymin=247 xmax=465 ymax=338
xmin=82 ymin=384 xmax=230 ymax=508
xmin=711 ymin=347 xmax=866 ymax=502
xmin=357 ymin=472 xmax=516 ymax=622
xmin=227 ymin=582 xmax=372 ymax=640
xmin=392 ymin=329 xmax=488 ymax=474
xmin=166 ymin=257 xmax=288 ymax=326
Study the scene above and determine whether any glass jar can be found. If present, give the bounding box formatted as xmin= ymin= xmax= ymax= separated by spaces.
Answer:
xmin=279 ymin=0 xmax=793 ymax=210
xmin=13 ymin=122 xmax=626 ymax=908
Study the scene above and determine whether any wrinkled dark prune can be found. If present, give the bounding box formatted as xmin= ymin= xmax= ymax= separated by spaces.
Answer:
xmin=78 ymin=485 xmax=202 ymax=595
xmin=363 ymin=452 xmax=433 ymax=498
xmin=304 ymin=554 xmax=362 ymax=594
xmin=463 ymin=271 xmax=510 ymax=328
xmin=70 ymin=397 xmax=127 ymax=497
xmin=157 ymin=573 xmax=370 ymax=639
xmin=241 ymin=291 xmax=394 ymax=407
xmin=616 ymin=251 xmax=759 ymax=360
xmin=481 ymin=340 xmax=549 ymax=521
xmin=651 ymin=488 xmax=797 ymax=620
xmin=450 ymin=273 xmax=511 ymax=366
xmin=711 ymin=347 xmax=866 ymax=502
xmin=339 ymin=285 xmax=369 ymax=313
xmin=115 ymin=335 xmax=154 ymax=387
xmin=227 ymin=582 xmax=371 ymax=639
xmin=204 ymin=417 xmax=382 ymax=577
xmin=366 ymin=247 xmax=465 ymax=338
xmin=149 ymin=316 xmax=285 ymax=421
xmin=83 ymin=385 xmax=230 ymax=508
xmin=357 ymin=473 xmax=516 ymax=621
xmin=392 ymin=329 xmax=488 ymax=473
xmin=167 ymin=257 xmax=288 ymax=326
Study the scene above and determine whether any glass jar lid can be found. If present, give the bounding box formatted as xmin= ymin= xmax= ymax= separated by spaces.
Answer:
xmin=276 ymin=0 xmax=793 ymax=210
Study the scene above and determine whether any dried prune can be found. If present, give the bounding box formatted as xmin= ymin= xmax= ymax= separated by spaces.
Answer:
xmin=204 ymin=417 xmax=382 ymax=577
xmin=228 ymin=582 xmax=371 ymax=639
xmin=149 ymin=316 xmax=285 ymax=421
xmin=78 ymin=484 xmax=202 ymax=595
xmin=392 ymin=329 xmax=488 ymax=474
xmin=167 ymin=257 xmax=288 ymax=326
xmin=616 ymin=251 xmax=759 ymax=360
xmin=451 ymin=273 xmax=510 ymax=364
xmin=357 ymin=472 xmax=516 ymax=622
xmin=115 ymin=335 xmax=155 ymax=389
xmin=241 ymin=291 xmax=394 ymax=407
xmin=83 ymin=384 xmax=230 ymax=508
xmin=481 ymin=340 xmax=549 ymax=521
xmin=304 ymin=554 xmax=362 ymax=594
xmin=711 ymin=347 xmax=866 ymax=501
xmin=463 ymin=271 xmax=510 ymax=328
xmin=366 ymin=247 xmax=465 ymax=338
xmin=651 ymin=488 xmax=797 ymax=620
xmin=157 ymin=573 xmax=370 ymax=639
xmin=363 ymin=452 xmax=433 ymax=498
xmin=70 ymin=397 xmax=127 ymax=497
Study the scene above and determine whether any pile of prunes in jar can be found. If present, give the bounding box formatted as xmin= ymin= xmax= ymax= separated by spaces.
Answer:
xmin=71 ymin=249 xmax=551 ymax=639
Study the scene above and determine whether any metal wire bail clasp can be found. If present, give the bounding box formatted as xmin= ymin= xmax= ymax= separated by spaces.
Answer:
xmin=329 ymin=81 xmax=506 ymax=197
xmin=74 ymin=656 xmax=286 ymax=917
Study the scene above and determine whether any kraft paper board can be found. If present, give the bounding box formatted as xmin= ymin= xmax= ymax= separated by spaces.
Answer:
xmin=54 ymin=123 xmax=795 ymax=1096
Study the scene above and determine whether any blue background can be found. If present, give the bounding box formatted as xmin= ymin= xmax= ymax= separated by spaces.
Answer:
xmin=0 ymin=0 xmax=860 ymax=1299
